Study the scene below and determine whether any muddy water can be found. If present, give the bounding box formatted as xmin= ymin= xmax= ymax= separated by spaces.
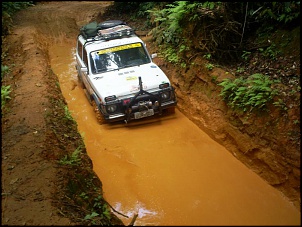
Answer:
xmin=49 ymin=43 xmax=300 ymax=226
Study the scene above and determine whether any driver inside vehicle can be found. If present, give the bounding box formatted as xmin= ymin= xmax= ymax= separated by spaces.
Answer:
xmin=106 ymin=52 xmax=120 ymax=70
xmin=90 ymin=45 xmax=150 ymax=74
xmin=91 ymin=51 xmax=121 ymax=73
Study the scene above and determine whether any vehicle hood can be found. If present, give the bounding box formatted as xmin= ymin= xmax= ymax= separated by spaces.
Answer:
xmin=90 ymin=63 xmax=170 ymax=99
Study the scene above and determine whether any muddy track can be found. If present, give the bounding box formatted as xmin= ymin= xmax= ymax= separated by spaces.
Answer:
xmin=1 ymin=1 xmax=300 ymax=225
xmin=1 ymin=2 xmax=123 ymax=225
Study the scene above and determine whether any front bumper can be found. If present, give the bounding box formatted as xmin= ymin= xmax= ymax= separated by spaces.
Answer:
xmin=99 ymin=76 xmax=177 ymax=123
xmin=104 ymin=99 xmax=177 ymax=123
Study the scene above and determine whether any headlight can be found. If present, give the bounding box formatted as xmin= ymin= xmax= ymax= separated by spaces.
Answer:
xmin=161 ymin=91 xmax=170 ymax=100
xmin=107 ymin=104 xmax=117 ymax=113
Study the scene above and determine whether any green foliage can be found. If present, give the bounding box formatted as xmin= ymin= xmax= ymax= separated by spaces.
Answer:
xmin=59 ymin=146 xmax=82 ymax=166
xmin=108 ymin=2 xmax=162 ymax=28
xmin=218 ymin=73 xmax=280 ymax=112
xmin=84 ymin=211 xmax=99 ymax=222
xmin=1 ymin=65 xmax=10 ymax=77
xmin=79 ymin=192 xmax=89 ymax=200
xmin=164 ymin=1 xmax=187 ymax=42
xmin=160 ymin=43 xmax=187 ymax=67
xmin=63 ymin=169 xmax=113 ymax=225
xmin=111 ymin=2 xmax=160 ymax=19
xmin=205 ymin=63 xmax=214 ymax=70
xmin=256 ymin=2 xmax=300 ymax=24
xmin=293 ymin=120 xmax=300 ymax=125
xmin=84 ymin=195 xmax=112 ymax=224
xmin=236 ymin=67 xmax=245 ymax=73
xmin=203 ymin=53 xmax=212 ymax=60
xmin=1 ymin=65 xmax=11 ymax=110
xmin=148 ymin=1 xmax=203 ymax=45
xmin=136 ymin=2 xmax=160 ymax=18
xmin=146 ymin=2 xmax=203 ymax=65
xmin=107 ymin=2 xmax=299 ymax=65
xmin=211 ymin=75 xmax=218 ymax=83
xmin=241 ymin=51 xmax=251 ymax=61
xmin=64 ymin=105 xmax=75 ymax=122
xmin=1 ymin=85 xmax=11 ymax=110
xmin=2 ymin=2 xmax=34 ymax=35
xmin=273 ymin=98 xmax=288 ymax=111
xmin=258 ymin=43 xmax=281 ymax=60
xmin=179 ymin=44 xmax=188 ymax=53
xmin=1 ymin=2 xmax=34 ymax=14
xmin=162 ymin=47 xmax=179 ymax=64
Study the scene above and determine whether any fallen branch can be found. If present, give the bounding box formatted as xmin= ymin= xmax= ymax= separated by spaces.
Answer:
xmin=128 ymin=213 xmax=138 ymax=226
xmin=106 ymin=201 xmax=129 ymax=218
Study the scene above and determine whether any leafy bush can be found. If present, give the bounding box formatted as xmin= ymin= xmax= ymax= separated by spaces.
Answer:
xmin=148 ymin=1 xmax=202 ymax=45
xmin=256 ymin=2 xmax=300 ymax=24
xmin=258 ymin=43 xmax=282 ymax=60
xmin=106 ymin=2 xmax=300 ymax=65
xmin=162 ymin=47 xmax=179 ymax=64
xmin=1 ymin=2 xmax=34 ymax=14
xmin=59 ymin=146 xmax=82 ymax=166
xmin=218 ymin=73 xmax=280 ymax=112
xmin=1 ymin=85 xmax=11 ymax=110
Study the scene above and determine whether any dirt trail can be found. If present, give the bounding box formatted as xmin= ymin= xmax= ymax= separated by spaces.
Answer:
xmin=1 ymin=1 xmax=121 ymax=225
xmin=1 ymin=1 xmax=300 ymax=225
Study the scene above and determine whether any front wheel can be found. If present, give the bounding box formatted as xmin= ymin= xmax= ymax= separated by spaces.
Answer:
xmin=92 ymin=100 xmax=106 ymax=125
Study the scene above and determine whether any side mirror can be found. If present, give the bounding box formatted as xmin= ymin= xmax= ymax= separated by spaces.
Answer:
xmin=151 ymin=53 xmax=157 ymax=59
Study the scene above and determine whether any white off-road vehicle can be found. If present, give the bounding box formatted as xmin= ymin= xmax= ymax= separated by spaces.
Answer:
xmin=75 ymin=20 xmax=177 ymax=124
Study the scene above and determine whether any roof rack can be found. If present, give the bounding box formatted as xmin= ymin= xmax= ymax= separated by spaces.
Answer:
xmin=94 ymin=25 xmax=135 ymax=41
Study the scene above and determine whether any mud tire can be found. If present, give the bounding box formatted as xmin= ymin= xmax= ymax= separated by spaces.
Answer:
xmin=92 ymin=100 xmax=106 ymax=125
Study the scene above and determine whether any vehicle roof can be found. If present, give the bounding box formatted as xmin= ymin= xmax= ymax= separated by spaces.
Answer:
xmin=79 ymin=34 xmax=145 ymax=53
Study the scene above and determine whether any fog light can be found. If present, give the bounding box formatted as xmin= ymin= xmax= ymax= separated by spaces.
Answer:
xmin=107 ymin=104 xmax=117 ymax=113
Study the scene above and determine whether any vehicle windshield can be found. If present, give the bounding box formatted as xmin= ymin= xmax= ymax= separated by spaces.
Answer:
xmin=90 ymin=42 xmax=151 ymax=74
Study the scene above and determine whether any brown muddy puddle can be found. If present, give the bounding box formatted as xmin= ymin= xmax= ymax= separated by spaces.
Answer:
xmin=49 ymin=43 xmax=300 ymax=226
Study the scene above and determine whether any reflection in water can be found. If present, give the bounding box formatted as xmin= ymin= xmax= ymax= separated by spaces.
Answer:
xmin=49 ymin=44 xmax=301 ymax=226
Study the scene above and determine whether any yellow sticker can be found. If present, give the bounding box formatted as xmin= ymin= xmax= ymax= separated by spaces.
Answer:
xmin=126 ymin=76 xmax=138 ymax=81
xmin=97 ymin=43 xmax=142 ymax=55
